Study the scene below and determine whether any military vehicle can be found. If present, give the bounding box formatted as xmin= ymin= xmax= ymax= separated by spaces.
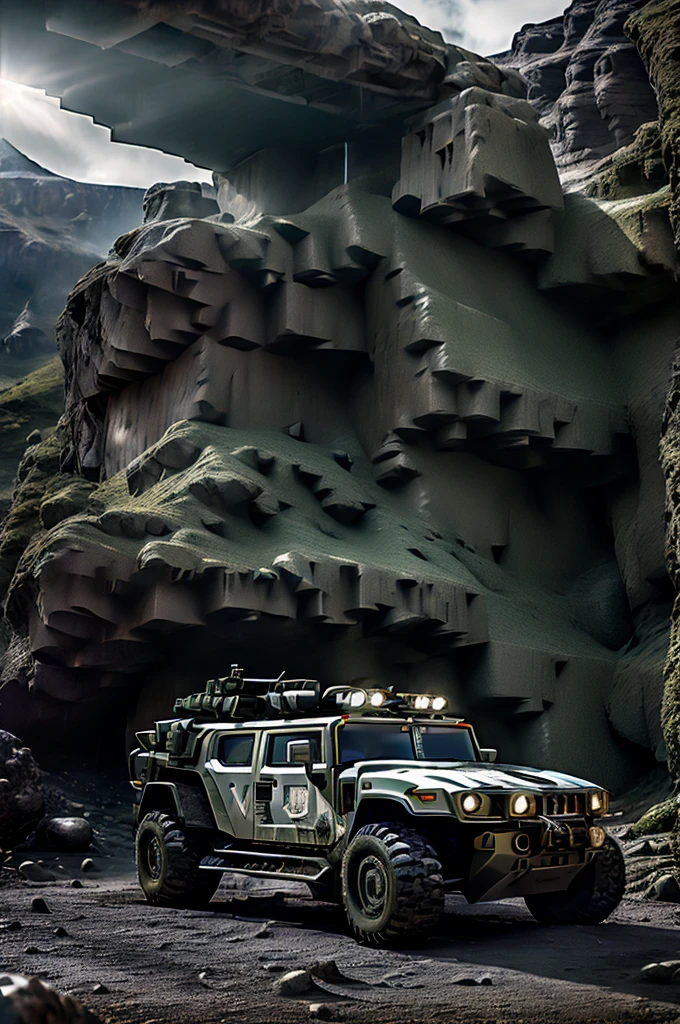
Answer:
xmin=129 ymin=667 xmax=625 ymax=945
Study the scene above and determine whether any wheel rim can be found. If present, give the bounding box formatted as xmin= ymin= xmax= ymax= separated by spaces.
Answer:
xmin=146 ymin=836 xmax=163 ymax=881
xmin=356 ymin=855 xmax=389 ymax=919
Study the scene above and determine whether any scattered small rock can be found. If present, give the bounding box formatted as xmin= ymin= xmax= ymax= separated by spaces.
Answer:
xmin=159 ymin=941 xmax=172 ymax=950
xmin=53 ymin=926 xmax=68 ymax=937
xmin=19 ymin=860 xmax=57 ymax=882
xmin=311 ymin=962 xmax=344 ymax=982
xmin=30 ymin=896 xmax=50 ymax=914
xmin=255 ymin=922 xmax=272 ymax=938
xmin=26 ymin=430 xmax=41 ymax=445
xmin=640 ymin=960 xmax=680 ymax=983
xmin=309 ymin=1004 xmax=335 ymax=1020
xmin=46 ymin=817 xmax=93 ymax=852
xmin=480 ymin=976 xmax=494 ymax=986
xmin=70 ymin=879 xmax=84 ymax=889
xmin=80 ymin=858 xmax=96 ymax=873
xmin=23 ymin=947 xmax=39 ymax=954
xmin=92 ymin=983 xmax=109 ymax=994
xmin=263 ymin=963 xmax=286 ymax=973
xmin=7 ymin=921 xmax=21 ymax=931
xmin=653 ymin=875 xmax=680 ymax=903
xmin=275 ymin=970 xmax=313 ymax=996
xmin=454 ymin=977 xmax=485 ymax=986
xmin=0 ymin=976 xmax=13 ymax=987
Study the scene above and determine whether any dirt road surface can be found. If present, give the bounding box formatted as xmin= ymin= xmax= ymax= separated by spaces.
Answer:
xmin=3 ymin=857 xmax=680 ymax=1024
xmin=2 ymin=771 xmax=680 ymax=1024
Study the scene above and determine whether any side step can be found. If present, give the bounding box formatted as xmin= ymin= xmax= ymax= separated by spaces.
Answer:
xmin=200 ymin=847 xmax=332 ymax=884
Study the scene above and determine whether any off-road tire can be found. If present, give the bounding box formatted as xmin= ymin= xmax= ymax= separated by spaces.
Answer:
xmin=136 ymin=811 xmax=221 ymax=908
xmin=525 ymin=834 xmax=625 ymax=925
xmin=341 ymin=822 xmax=444 ymax=946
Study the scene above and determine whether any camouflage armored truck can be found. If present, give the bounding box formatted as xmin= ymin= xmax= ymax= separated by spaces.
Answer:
xmin=129 ymin=667 xmax=625 ymax=945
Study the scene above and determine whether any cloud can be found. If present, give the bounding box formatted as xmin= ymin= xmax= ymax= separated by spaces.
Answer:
xmin=400 ymin=0 xmax=567 ymax=55
xmin=0 ymin=79 xmax=213 ymax=189
xmin=0 ymin=1 xmax=568 ymax=188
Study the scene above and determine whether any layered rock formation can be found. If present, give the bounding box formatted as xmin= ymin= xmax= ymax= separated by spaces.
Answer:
xmin=495 ymin=0 xmax=659 ymax=186
xmin=0 ymin=0 xmax=678 ymax=796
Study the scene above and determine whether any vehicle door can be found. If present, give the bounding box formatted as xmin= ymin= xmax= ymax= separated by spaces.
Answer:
xmin=204 ymin=730 xmax=258 ymax=840
xmin=253 ymin=727 xmax=342 ymax=847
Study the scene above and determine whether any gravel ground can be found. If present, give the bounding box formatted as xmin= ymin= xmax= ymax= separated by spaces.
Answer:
xmin=2 ymin=771 xmax=680 ymax=1024
xmin=3 ymin=855 xmax=680 ymax=1024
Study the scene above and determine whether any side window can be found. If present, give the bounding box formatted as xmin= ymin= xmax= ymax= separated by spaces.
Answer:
xmin=267 ymin=732 xmax=322 ymax=766
xmin=217 ymin=733 xmax=255 ymax=767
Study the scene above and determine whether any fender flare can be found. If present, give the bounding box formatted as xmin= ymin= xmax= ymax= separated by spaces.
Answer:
xmin=138 ymin=781 xmax=215 ymax=829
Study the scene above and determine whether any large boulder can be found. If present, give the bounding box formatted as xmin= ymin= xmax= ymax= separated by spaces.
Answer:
xmin=0 ymin=974 xmax=101 ymax=1024
xmin=0 ymin=732 xmax=44 ymax=851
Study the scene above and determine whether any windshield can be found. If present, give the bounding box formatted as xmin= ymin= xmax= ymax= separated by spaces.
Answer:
xmin=338 ymin=723 xmax=477 ymax=764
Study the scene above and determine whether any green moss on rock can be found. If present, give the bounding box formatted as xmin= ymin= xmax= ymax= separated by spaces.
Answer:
xmin=630 ymin=796 xmax=678 ymax=837
xmin=628 ymin=1 xmax=680 ymax=247
xmin=585 ymin=121 xmax=667 ymax=201
xmin=0 ymin=356 xmax=65 ymax=501
xmin=0 ymin=427 xmax=95 ymax=598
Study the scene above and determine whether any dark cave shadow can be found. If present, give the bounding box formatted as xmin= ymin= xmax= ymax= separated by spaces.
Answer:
xmin=427 ymin=896 xmax=680 ymax=1004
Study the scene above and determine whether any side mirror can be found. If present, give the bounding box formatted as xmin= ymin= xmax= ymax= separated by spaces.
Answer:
xmin=287 ymin=739 xmax=313 ymax=765
xmin=480 ymin=748 xmax=497 ymax=763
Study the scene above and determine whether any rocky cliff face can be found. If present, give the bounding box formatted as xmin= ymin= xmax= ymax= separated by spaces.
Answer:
xmin=0 ymin=0 xmax=678 ymax=799
xmin=495 ymin=0 xmax=659 ymax=186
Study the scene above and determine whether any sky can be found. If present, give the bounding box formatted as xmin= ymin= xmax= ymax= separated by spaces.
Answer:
xmin=0 ymin=0 xmax=567 ymax=190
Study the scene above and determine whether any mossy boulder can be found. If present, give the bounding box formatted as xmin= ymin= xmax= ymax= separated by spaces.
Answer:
xmin=630 ymin=796 xmax=678 ymax=838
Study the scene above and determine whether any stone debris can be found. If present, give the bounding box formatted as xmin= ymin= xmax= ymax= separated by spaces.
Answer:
xmin=641 ymin=960 xmax=680 ymax=983
xmin=53 ymin=927 xmax=68 ymax=938
xmin=652 ymin=875 xmax=680 ymax=903
xmin=29 ymin=897 xmax=50 ymax=914
xmin=309 ymin=1004 xmax=336 ymax=1020
xmin=70 ymin=879 xmax=84 ymax=889
xmin=0 ymin=733 xmax=44 ymax=852
xmin=92 ymin=983 xmax=109 ymax=994
xmin=274 ymin=970 xmax=313 ymax=996
xmin=45 ymin=817 xmax=93 ymax=852
xmin=18 ymin=861 xmax=56 ymax=883
xmin=80 ymin=859 xmax=95 ymax=873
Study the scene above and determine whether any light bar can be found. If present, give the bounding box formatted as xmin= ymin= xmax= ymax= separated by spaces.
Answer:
xmin=400 ymin=693 xmax=449 ymax=713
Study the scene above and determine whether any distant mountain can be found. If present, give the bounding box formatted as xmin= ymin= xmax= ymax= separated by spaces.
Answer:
xmin=0 ymin=138 xmax=63 ymax=179
xmin=0 ymin=137 xmax=143 ymax=361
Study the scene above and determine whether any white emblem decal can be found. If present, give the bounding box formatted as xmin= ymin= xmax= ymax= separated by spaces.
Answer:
xmin=229 ymin=782 xmax=250 ymax=816
xmin=285 ymin=785 xmax=309 ymax=818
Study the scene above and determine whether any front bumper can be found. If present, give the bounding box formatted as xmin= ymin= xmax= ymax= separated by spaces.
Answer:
xmin=464 ymin=818 xmax=598 ymax=903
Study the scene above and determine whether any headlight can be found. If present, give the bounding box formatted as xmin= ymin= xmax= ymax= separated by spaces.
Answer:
xmin=461 ymin=792 xmax=483 ymax=814
xmin=349 ymin=690 xmax=367 ymax=708
xmin=590 ymin=791 xmax=607 ymax=815
xmin=414 ymin=695 xmax=431 ymax=710
xmin=369 ymin=691 xmax=386 ymax=708
xmin=510 ymin=793 xmax=535 ymax=817
xmin=432 ymin=696 xmax=447 ymax=712
xmin=589 ymin=826 xmax=606 ymax=848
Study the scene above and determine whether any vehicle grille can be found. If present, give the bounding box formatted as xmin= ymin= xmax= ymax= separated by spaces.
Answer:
xmin=538 ymin=792 xmax=588 ymax=817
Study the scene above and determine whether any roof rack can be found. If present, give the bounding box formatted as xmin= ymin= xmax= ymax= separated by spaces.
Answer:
xmin=172 ymin=666 xmax=452 ymax=723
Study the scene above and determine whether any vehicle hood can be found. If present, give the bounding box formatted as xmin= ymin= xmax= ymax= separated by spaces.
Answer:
xmin=346 ymin=760 xmax=599 ymax=792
